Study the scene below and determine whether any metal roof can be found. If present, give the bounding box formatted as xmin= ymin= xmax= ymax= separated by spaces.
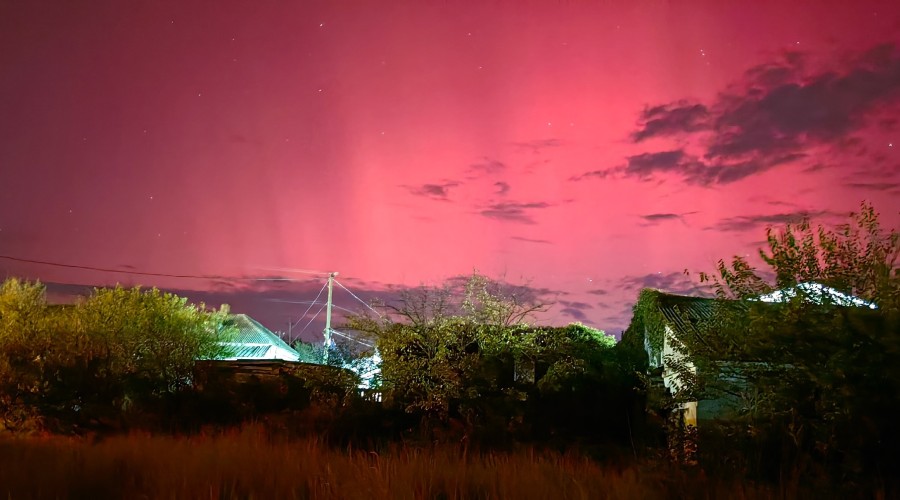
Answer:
xmin=218 ymin=314 xmax=300 ymax=361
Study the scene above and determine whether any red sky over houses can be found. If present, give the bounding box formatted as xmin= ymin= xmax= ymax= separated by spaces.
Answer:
xmin=1 ymin=1 xmax=899 ymax=340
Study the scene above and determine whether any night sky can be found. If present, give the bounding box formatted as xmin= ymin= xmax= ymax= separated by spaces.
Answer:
xmin=2 ymin=1 xmax=899 ymax=341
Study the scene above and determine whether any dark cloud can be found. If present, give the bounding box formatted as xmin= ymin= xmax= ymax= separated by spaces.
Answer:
xmin=559 ymin=300 xmax=593 ymax=310
xmin=577 ymin=43 xmax=900 ymax=186
xmin=568 ymin=169 xmax=611 ymax=182
xmin=512 ymin=138 xmax=562 ymax=154
xmin=619 ymin=271 xmax=713 ymax=297
xmin=406 ymin=181 xmax=460 ymax=200
xmin=480 ymin=201 xmax=553 ymax=224
xmin=707 ymin=210 xmax=836 ymax=232
xmin=586 ymin=288 xmax=608 ymax=296
xmin=624 ymin=150 xmax=688 ymax=176
xmin=494 ymin=181 xmax=510 ymax=195
xmin=558 ymin=300 xmax=594 ymax=320
xmin=572 ymin=150 xmax=803 ymax=186
xmin=632 ymin=101 xmax=709 ymax=142
xmin=559 ymin=307 xmax=589 ymax=322
xmin=639 ymin=211 xmax=698 ymax=225
xmin=641 ymin=213 xmax=682 ymax=221
xmin=802 ymin=163 xmax=831 ymax=173
xmin=844 ymin=181 xmax=900 ymax=191
xmin=468 ymin=158 xmax=506 ymax=175
xmin=709 ymin=44 xmax=900 ymax=159
xmin=510 ymin=236 xmax=552 ymax=244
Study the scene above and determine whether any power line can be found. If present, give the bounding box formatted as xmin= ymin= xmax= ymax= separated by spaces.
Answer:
xmin=330 ymin=328 xmax=375 ymax=348
xmin=0 ymin=254 xmax=316 ymax=283
xmin=290 ymin=282 xmax=328 ymax=331
xmin=334 ymin=279 xmax=383 ymax=317
xmin=269 ymin=299 xmax=358 ymax=315
xmin=297 ymin=302 xmax=328 ymax=339
xmin=255 ymin=266 xmax=334 ymax=276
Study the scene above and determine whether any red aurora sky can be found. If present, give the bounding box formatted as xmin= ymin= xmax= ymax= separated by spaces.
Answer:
xmin=1 ymin=1 xmax=899 ymax=340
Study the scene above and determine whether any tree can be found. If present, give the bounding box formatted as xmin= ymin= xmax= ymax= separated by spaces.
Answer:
xmin=344 ymin=273 xmax=624 ymax=442
xmin=682 ymin=201 xmax=900 ymax=480
xmin=74 ymin=286 xmax=232 ymax=405
xmin=0 ymin=280 xmax=234 ymax=431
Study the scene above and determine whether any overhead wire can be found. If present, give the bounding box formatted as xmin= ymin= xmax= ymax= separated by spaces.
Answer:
xmin=2 ymin=254 xmax=385 ymax=347
xmin=290 ymin=282 xmax=328 ymax=331
xmin=0 ymin=254 xmax=316 ymax=283
xmin=297 ymin=303 xmax=328 ymax=338
xmin=329 ymin=328 xmax=375 ymax=348
xmin=334 ymin=279 xmax=383 ymax=317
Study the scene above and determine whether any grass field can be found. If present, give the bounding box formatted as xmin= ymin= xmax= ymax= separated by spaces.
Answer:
xmin=0 ymin=425 xmax=807 ymax=500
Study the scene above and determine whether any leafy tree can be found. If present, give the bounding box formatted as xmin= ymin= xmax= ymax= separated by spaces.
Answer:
xmin=0 ymin=280 xmax=234 ymax=431
xmin=73 ymin=286 xmax=232 ymax=405
xmin=345 ymin=273 xmax=624 ymax=441
xmin=680 ymin=201 xmax=900 ymax=480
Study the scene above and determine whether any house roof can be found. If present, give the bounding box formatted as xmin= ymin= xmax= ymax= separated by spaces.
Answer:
xmin=754 ymin=282 xmax=877 ymax=309
xmin=655 ymin=293 xmax=719 ymax=340
xmin=638 ymin=282 xmax=880 ymax=366
xmin=218 ymin=314 xmax=300 ymax=361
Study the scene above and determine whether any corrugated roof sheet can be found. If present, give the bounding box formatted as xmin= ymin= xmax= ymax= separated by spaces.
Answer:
xmin=222 ymin=344 xmax=272 ymax=359
xmin=655 ymin=293 xmax=721 ymax=340
xmin=218 ymin=314 xmax=300 ymax=361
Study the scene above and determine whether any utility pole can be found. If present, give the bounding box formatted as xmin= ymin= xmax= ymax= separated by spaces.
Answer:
xmin=323 ymin=271 xmax=338 ymax=364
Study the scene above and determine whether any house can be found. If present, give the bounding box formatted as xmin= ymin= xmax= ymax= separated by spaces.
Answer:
xmin=629 ymin=282 xmax=877 ymax=427
xmin=216 ymin=314 xmax=301 ymax=362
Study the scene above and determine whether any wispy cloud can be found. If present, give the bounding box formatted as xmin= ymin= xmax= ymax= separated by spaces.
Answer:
xmin=843 ymin=181 xmax=900 ymax=191
xmin=468 ymin=157 xmax=506 ymax=176
xmin=639 ymin=211 xmax=698 ymax=225
xmin=619 ymin=271 xmax=713 ymax=296
xmin=480 ymin=201 xmax=553 ymax=224
xmin=494 ymin=181 xmax=510 ymax=195
xmin=405 ymin=181 xmax=460 ymax=201
xmin=510 ymin=236 xmax=552 ymax=244
xmin=706 ymin=210 xmax=838 ymax=232
xmin=512 ymin=138 xmax=562 ymax=154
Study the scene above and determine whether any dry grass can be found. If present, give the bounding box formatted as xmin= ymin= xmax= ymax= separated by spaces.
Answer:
xmin=0 ymin=426 xmax=794 ymax=499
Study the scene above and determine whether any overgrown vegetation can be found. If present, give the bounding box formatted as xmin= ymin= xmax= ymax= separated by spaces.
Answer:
xmin=663 ymin=201 xmax=900 ymax=485
xmin=0 ymin=427 xmax=824 ymax=500
xmin=1 ymin=201 xmax=897 ymax=495
xmin=0 ymin=281 xmax=234 ymax=432
xmin=344 ymin=273 xmax=637 ymax=446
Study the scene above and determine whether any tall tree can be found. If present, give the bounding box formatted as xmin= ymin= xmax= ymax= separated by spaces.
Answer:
xmin=680 ymin=201 xmax=900 ymax=480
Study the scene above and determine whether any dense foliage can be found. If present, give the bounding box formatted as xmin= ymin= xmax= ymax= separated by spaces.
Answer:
xmin=0 ymin=280 xmax=233 ymax=432
xmin=675 ymin=201 xmax=900 ymax=482
xmin=345 ymin=273 xmax=636 ymax=444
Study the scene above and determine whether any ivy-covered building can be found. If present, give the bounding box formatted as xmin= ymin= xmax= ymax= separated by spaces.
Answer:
xmin=625 ymin=283 xmax=877 ymax=427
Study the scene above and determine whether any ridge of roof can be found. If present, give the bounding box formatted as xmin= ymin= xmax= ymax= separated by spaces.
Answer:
xmin=226 ymin=313 xmax=299 ymax=354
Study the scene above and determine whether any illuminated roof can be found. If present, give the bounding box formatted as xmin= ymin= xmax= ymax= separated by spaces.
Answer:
xmin=217 ymin=314 xmax=300 ymax=362
xmin=754 ymin=282 xmax=877 ymax=309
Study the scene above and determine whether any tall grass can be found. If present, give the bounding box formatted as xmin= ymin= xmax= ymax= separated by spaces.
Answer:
xmin=0 ymin=426 xmax=805 ymax=499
